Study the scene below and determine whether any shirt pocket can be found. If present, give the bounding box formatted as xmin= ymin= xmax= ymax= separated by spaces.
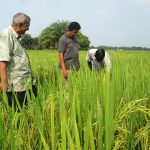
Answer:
xmin=13 ymin=50 xmax=29 ymax=70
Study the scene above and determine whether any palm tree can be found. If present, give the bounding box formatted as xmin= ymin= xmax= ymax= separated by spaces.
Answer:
xmin=39 ymin=21 xmax=69 ymax=49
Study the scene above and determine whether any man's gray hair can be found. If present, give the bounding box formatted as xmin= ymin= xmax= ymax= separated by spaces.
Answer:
xmin=12 ymin=12 xmax=31 ymax=25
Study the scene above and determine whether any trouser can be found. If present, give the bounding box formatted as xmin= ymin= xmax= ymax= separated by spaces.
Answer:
xmin=6 ymin=85 xmax=37 ymax=107
xmin=7 ymin=91 xmax=26 ymax=107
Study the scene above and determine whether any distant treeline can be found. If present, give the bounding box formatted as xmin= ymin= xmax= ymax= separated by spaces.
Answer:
xmin=90 ymin=46 xmax=150 ymax=51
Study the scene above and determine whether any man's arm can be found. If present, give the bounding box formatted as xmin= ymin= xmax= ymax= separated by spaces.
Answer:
xmin=0 ymin=61 xmax=8 ymax=91
xmin=86 ymin=51 xmax=93 ymax=70
xmin=59 ymin=52 xmax=68 ymax=78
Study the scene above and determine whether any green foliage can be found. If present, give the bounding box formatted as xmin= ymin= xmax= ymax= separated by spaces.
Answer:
xmin=39 ymin=21 xmax=69 ymax=49
xmin=77 ymin=32 xmax=90 ymax=50
xmin=0 ymin=50 xmax=150 ymax=149
xmin=21 ymin=34 xmax=39 ymax=50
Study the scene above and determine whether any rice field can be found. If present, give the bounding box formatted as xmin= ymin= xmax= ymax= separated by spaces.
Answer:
xmin=0 ymin=50 xmax=150 ymax=150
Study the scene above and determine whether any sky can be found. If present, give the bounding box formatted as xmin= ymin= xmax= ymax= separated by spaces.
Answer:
xmin=0 ymin=0 xmax=150 ymax=47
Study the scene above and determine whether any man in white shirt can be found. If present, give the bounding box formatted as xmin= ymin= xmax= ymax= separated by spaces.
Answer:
xmin=0 ymin=12 xmax=37 ymax=107
xmin=86 ymin=48 xmax=111 ymax=71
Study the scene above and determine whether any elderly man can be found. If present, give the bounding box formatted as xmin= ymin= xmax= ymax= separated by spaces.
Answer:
xmin=0 ymin=12 xmax=37 ymax=107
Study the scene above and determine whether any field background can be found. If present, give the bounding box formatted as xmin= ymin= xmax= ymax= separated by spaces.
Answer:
xmin=0 ymin=50 xmax=150 ymax=150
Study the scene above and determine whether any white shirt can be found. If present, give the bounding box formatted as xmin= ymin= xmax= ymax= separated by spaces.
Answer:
xmin=86 ymin=49 xmax=111 ymax=71
xmin=0 ymin=26 xmax=32 ymax=91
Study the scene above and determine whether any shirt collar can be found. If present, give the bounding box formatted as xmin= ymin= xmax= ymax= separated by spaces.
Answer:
xmin=9 ymin=25 xmax=20 ymax=39
xmin=65 ymin=32 xmax=75 ymax=39
xmin=65 ymin=32 xmax=70 ymax=38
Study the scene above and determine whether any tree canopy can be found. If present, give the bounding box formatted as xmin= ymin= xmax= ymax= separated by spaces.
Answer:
xmin=21 ymin=34 xmax=39 ymax=50
xmin=39 ymin=21 xmax=69 ymax=49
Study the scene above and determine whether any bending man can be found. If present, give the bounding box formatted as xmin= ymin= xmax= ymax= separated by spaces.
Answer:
xmin=86 ymin=48 xmax=111 ymax=71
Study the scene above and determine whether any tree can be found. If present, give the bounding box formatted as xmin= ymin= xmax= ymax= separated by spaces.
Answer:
xmin=77 ymin=32 xmax=90 ymax=50
xmin=21 ymin=34 xmax=33 ymax=49
xmin=31 ymin=37 xmax=39 ymax=49
xmin=21 ymin=34 xmax=39 ymax=50
xmin=39 ymin=20 xmax=69 ymax=49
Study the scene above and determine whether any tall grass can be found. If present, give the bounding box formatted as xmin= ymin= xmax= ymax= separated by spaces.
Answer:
xmin=0 ymin=50 xmax=150 ymax=150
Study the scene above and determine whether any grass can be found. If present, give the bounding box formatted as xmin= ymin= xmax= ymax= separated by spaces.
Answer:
xmin=0 ymin=50 xmax=150 ymax=150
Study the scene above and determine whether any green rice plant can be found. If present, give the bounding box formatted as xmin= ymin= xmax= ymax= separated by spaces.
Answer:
xmin=0 ymin=50 xmax=150 ymax=150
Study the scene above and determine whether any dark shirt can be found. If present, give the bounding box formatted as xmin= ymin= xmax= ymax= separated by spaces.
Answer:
xmin=58 ymin=33 xmax=79 ymax=70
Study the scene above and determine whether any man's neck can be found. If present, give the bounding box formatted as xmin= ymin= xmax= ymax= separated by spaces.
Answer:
xmin=66 ymin=31 xmax=73 ymax=38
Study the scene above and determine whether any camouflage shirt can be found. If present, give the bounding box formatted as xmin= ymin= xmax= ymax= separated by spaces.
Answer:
xmin=0 ymin=26 xmax=32 ymax=92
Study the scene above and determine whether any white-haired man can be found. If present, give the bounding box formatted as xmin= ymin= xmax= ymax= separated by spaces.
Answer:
xmin=0 ymin=12 xmax=37 ymax=107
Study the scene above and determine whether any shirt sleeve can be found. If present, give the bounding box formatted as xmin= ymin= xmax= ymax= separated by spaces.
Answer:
xmin=0 ymin=36 xmax=12 ymax=62
xmin=58 ymin=37 xmax=66 ymax=53
xmin=86 ymin=50 xmax=94 ymax=62
xmin=104 ymin=52 xmax=111 ymax=71
xmin=85 ymin=51 xmax=90 ymax=61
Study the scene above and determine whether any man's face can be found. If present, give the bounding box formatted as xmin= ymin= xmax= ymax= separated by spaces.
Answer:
xmin=69 ymin=29 xmax=79 ymax=37
xmin=96 ymin=56 xmax=104 ymax=62
xmin=95 ymin=53 xmax=104 ymax=62
xmin=17 ymin=22 xmax=30 ymax=35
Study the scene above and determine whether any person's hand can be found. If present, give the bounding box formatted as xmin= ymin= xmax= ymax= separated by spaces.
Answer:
xmin=62 ymin=69 xmax=68 ymax=79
